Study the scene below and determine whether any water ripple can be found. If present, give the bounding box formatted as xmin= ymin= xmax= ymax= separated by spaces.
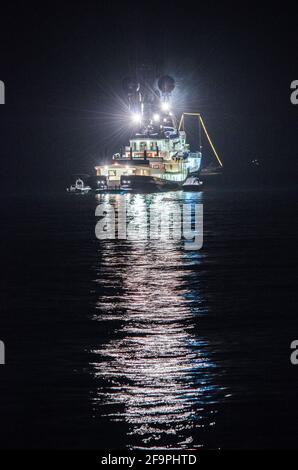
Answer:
xmin=90 ymin=193 xmax=226 ymax=449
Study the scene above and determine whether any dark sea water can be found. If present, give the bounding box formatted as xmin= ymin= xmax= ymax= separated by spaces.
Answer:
xmin=0 ymin=188 xmax=297 ymax=449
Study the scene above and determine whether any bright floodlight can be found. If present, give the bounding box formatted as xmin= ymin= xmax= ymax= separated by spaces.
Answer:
xmin=131 ymin=112 xmax=142 ymax=124
xmin=153 ymin=113 xmax=160 ymax=122
xmin=161 ymin=102 xmax=170 ymax=112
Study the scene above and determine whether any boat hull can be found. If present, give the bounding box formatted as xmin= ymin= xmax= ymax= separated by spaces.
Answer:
xmin=182 ymin=185 xmax=203 ymax=192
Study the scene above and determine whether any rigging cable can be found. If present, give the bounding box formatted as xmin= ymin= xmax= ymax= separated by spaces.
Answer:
xmin=199 ymin=115 xmax=223 ymax=167
xmin=178 ymin=112 xmax=223 ymax=167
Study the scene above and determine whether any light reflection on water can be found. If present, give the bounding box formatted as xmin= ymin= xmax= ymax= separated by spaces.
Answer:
xmin=90 ymin=192 xmax=226 ymax=449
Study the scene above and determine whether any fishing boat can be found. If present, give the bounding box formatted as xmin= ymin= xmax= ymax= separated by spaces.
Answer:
xmin=68 ymin=73 xmax=223 ymax=194
xmin=93 ymin=75 xmax=223 ymax=192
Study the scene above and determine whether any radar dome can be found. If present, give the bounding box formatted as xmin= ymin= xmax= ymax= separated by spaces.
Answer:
xmin=158 ymin=75 xmax=175 ymax=94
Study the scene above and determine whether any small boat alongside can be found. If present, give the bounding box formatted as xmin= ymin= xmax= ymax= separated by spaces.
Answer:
xmin=94 ymin=176 xmax=108 ymax=192
xmin=67 ymin=178 xmax=92 ymax=194
xmin=120 ymin=175 xmax=133 ymax=191
xmin=182 ymin=176 xmax=203 ymax=191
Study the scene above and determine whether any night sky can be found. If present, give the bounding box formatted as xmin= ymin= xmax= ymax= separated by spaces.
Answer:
xmin=0 ymin=2 xmax=297 ymax=193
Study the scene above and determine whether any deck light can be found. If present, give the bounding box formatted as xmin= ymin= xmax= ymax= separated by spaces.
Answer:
xmin=161 ymin=102 xmax=170 ymax=112
xmin=131 ymin=112 xmax=142 ymax=124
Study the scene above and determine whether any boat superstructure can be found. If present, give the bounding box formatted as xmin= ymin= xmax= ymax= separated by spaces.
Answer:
xmin=94 ymin=75 xmax=202 ymax=190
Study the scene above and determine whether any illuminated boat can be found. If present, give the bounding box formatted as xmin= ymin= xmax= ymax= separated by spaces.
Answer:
xmin=93 ymin=75 xmax=223 ymax=192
